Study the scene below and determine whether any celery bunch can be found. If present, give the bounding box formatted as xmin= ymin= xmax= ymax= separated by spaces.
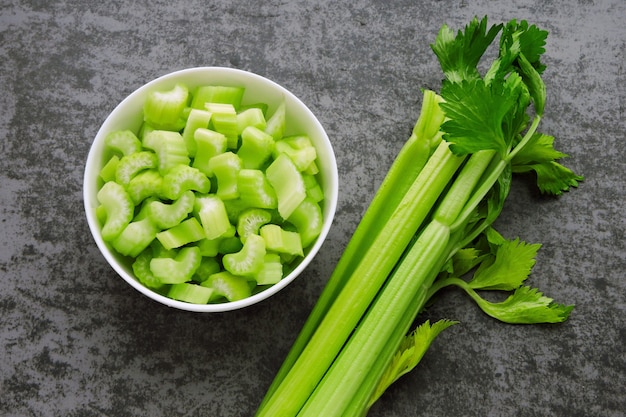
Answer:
xmin=255 ymin=16 xmax=582 ymax=417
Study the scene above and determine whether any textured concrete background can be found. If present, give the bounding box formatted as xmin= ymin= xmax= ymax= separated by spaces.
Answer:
xmin=1 ymin=1 xmax=624 ymax=416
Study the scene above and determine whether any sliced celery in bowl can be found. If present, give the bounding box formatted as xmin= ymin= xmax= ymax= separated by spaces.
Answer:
xmin=83 ymin=67 xmax=338 ymax=312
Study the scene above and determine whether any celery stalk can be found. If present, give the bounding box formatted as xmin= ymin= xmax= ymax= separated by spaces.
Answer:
xmin=256 ymin=90 xmax=447 ymax=410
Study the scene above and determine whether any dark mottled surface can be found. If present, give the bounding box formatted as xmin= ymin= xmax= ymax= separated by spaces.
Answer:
xmin=1 ymin=1 xmax=624 ymax=416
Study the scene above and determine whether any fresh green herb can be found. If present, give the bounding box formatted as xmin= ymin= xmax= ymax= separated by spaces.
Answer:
xmin=255 ymin=16 xmax=581 ymax=417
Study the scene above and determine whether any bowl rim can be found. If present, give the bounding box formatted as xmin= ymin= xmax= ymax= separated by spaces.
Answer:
xmin=83 ymin=66 xmax=338 ymax=312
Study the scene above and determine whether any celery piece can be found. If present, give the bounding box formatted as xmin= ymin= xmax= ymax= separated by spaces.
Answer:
xmin=255 ymin=253 xmax=283 ymax=285
xmin=195 ymin=238 xmax=221 ymax=257
xmin=127 ymin=170 xmax=163 ymax=205
xmin=191 ymin=85 xmax=245 ymax=111
xmin=167 ymin=282 xmax=215 ymax=304
xmin=264 ymin=101 xmax=286 ymax=140
xmin=201 ymin=271 xmax=251 ymax=302
xmin=206 ymin=103 xmax=239 ymax=148
xmin=266 ymin=153 xmax=306 ymax=219
xmin=156 ymin=217 xmax=205 ymax=250
xmin=143 ymin=83 xmax=189 ymax=130
xmin=208 ymin=151 xmax=242 ymax=200
xmin=237 ymin=107 xmax=267 ymax=135
xmin=161 ymin=165 xmax=211 ymax=200
xmin=132 ymin=249 xmax=167 ymax=291
xmin=97 ymin=181 xmax=134 ymax=241
xmin=287 ymin=197 xmax=323 ymax=248
xmin=236 ymin=208 xmax=273 ymax=243
xmin=218 ymin=236 xmax=244 ymax=254
xmin=260 ymin=224 xmax=303 ymax=257
xmin=150 ymin=238 xmax=177 ymax=259
xmin=99 ymin=155 xmax=120 ymax=183
xmin=302 ymin=174 xmax=324 ymax=203
xmin=147 ymin=190 xmax=195 ymax=229
xmin=112 ymin=217 xmax=158 ymax=258
xmin=237 ymin=169 xmax=278 ymax=209
xmin=192 ymin=128 xmax=228 ymax=176
xmin=142 ymin=130 xmax=190 ymax=175
xmin=115 ymin=151 xmax=158 ymax=186
xmin=302 ymin=160 xmax=320 ymax=176
xmin=194 ymin=194 xmax=231 ymax=240
xmin=238 ymin=126 xmax=275 ymax=169
xmin=274 ymin=135 xmax=317 ymax=172
xmin=150 ymin=246 xmax=202 ymax=284
xmin=192 ymin=257 xmax=221 ymax=283
xmin=104 ymin=130 xmax=142 ymax=157
xmin=223 ymin=198 xmax=254 ymax=224
xmin=223 ymin=234 xmax=266 ymax=278
xmin=181 ymin=109 xmax=212 ymax=157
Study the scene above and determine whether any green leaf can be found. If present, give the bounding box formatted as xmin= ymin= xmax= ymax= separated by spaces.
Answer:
xmin=467 ymin=286 xmax=574 ymax=324
xmin=431 ymin=16 xmax=502 ymax=83
xmin=440 ymin=79 xmax=517 ymax=156
xmin=368 ymin=319 xmax=458 ymax=407
xmin=513 ymin=160 xmax=584 ymax=195
xmin=468 ymin=237 xmax=542 ymax=291
xmin=511 ymin=133 xmax=568 ymax=165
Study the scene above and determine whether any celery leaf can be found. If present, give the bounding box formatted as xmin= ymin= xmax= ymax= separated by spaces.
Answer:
xmin=468 ymin=237 xmax=542 ymax=291
xmin=431 ymin=16 xmax=502 ymax=84
xmin=467 ymin=286 xmax=574 ymax=324
xmin=368 ymin=319 xmax=458 ymax=407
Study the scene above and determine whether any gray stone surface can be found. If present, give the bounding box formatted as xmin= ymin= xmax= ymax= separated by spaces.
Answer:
xmin=1 ymin=1 xmax=624 ymax=416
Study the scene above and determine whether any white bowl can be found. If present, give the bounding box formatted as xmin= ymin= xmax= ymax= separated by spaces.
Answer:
xmin=83 ymin=67 xmax=338 ymax=312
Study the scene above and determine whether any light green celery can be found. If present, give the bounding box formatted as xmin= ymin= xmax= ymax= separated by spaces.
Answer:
xmin=222 ymin=234 xmax=266 ymax=277
xmin=167 ymin=282 xmax=214 ymax=304
xmin=256 ymin=90 xmax=447 ymax=411
xmin=237 ymin=107 xmax=267 ymax=134
xmin=143 ymin=83 xmax=189 ymax=130
xmin=150 ymin=246 xmax=202 ymax=284
xmin=238 ymin=126 xmax=275 ymax=169
xmin=115 ymin=151 xmax=158 ymax=186
xmin=160 ymin=165 xmax=211 ymax=201
xmin=208 ymin=151 xmax=242 ymax=200
xmin=156 ymin=217 xmax=205 ymax=250
xmin=297 ymin=221 xmax=451 ymax=417
xmin=194 ymin=194 xmax=231 ymax=240
xmin=265 ymin=153 xmax=307 ymax=220
xmin=104 ymin=130 xmax=142 ymax=157
xmin=192 ymin=128 xmax=227 ymax=176
xmin=201 ymin=271 xmax=251 ymax=301
xmin=97 ymin=181 xmax=134 ymax=242
xmin=191 ymin=85 xmax=245 ymax=111
xmin=142 ymin=130 xmax=190 ymax=175
xmin=181 ymin=109 xmax=212 ymax=157
xmin=255 ymin=141 xmax=463 ymax=417
xmin=99 ymin=155 xmax=120 ymax=182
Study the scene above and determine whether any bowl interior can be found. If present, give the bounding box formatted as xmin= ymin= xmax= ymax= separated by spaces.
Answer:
xmin=84 ymin=67 xmax=338 ymax=312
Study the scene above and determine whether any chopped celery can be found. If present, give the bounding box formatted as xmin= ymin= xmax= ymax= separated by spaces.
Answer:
xmin=115 ymin=151 xmax=158 ymax=186
xmin=206 ymin=103 xmax=239 ymax=148
xmin=237 ymin=169 xmax=278 ymax=209
xmin=302 ymin=174 xmax=324 ymax=203
xmin=255 ymin=254 xmax=283 ymax=285
xmin=97 ymin=181 xmax=134 ymax=241
xmin=287 ymin=197 xmax=323 ymax=248
xmin=95 ymin=82 xmax=327 ymax=305
xmin=168 ymin=283 xmax=215 ymax=304
xmin=147 ymin=190 xmax=195 ymax=229
xmin=223 ymin=234 xmax=266 ymax=278
xmin=143 ymin=83 xmax=189 ymax=130
xmin=156 ymin=217 xmax=205 ymax=250
xmin=218 ymin=236 xmax=244 ymax=254
xmin=237 ymin=107 xmax=267 ymax=134
xmin=191 ymin=85 xmax=245 ymax=110
xmin=161 ymin=165 xmax=211 ymax=200
xmin=181 ymin=109 xmax=212 ymax=157
xmin=99 ymin=155 xmax=120 ymax=183
xmin=192 ymin=128 xmax=228 ymax=176
xmin=104 ymin=130 xmax=142 ymax=157
xmin=237 ymin=208 xmax=273 ymax=243
xmin=142 ymin=130 xmax=190 ymax=175
xmin=238 ymin=126 xmax=275 ymax=169
xmin=266 ymin=153 xmax=306 ymax=219
xmin=150 ymin=246 xmax=202 ymax=284
xmin=192 ymin=257 xmax=221 ymax=283
xmin=201 ymin=271 xmax=252 ymax=302
xmin=208 ymin=152 xmax=242 ymax=200
xmin=112 ymin=217 xmax=158 ymax=257
xmin=132 ymin=249 xmax=168 ymax=291
xmin=194 ymin=194 xmax=231 ymax=240
xmin=264 ymin=102 xmax=286 ymax=140
xmin=260 ymin=224 xmax=303 ymax=257
xmin=274 ymin=135 xmax=318 ymax=172
xmin=126 ymin=170 xmax=163 ymax=205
